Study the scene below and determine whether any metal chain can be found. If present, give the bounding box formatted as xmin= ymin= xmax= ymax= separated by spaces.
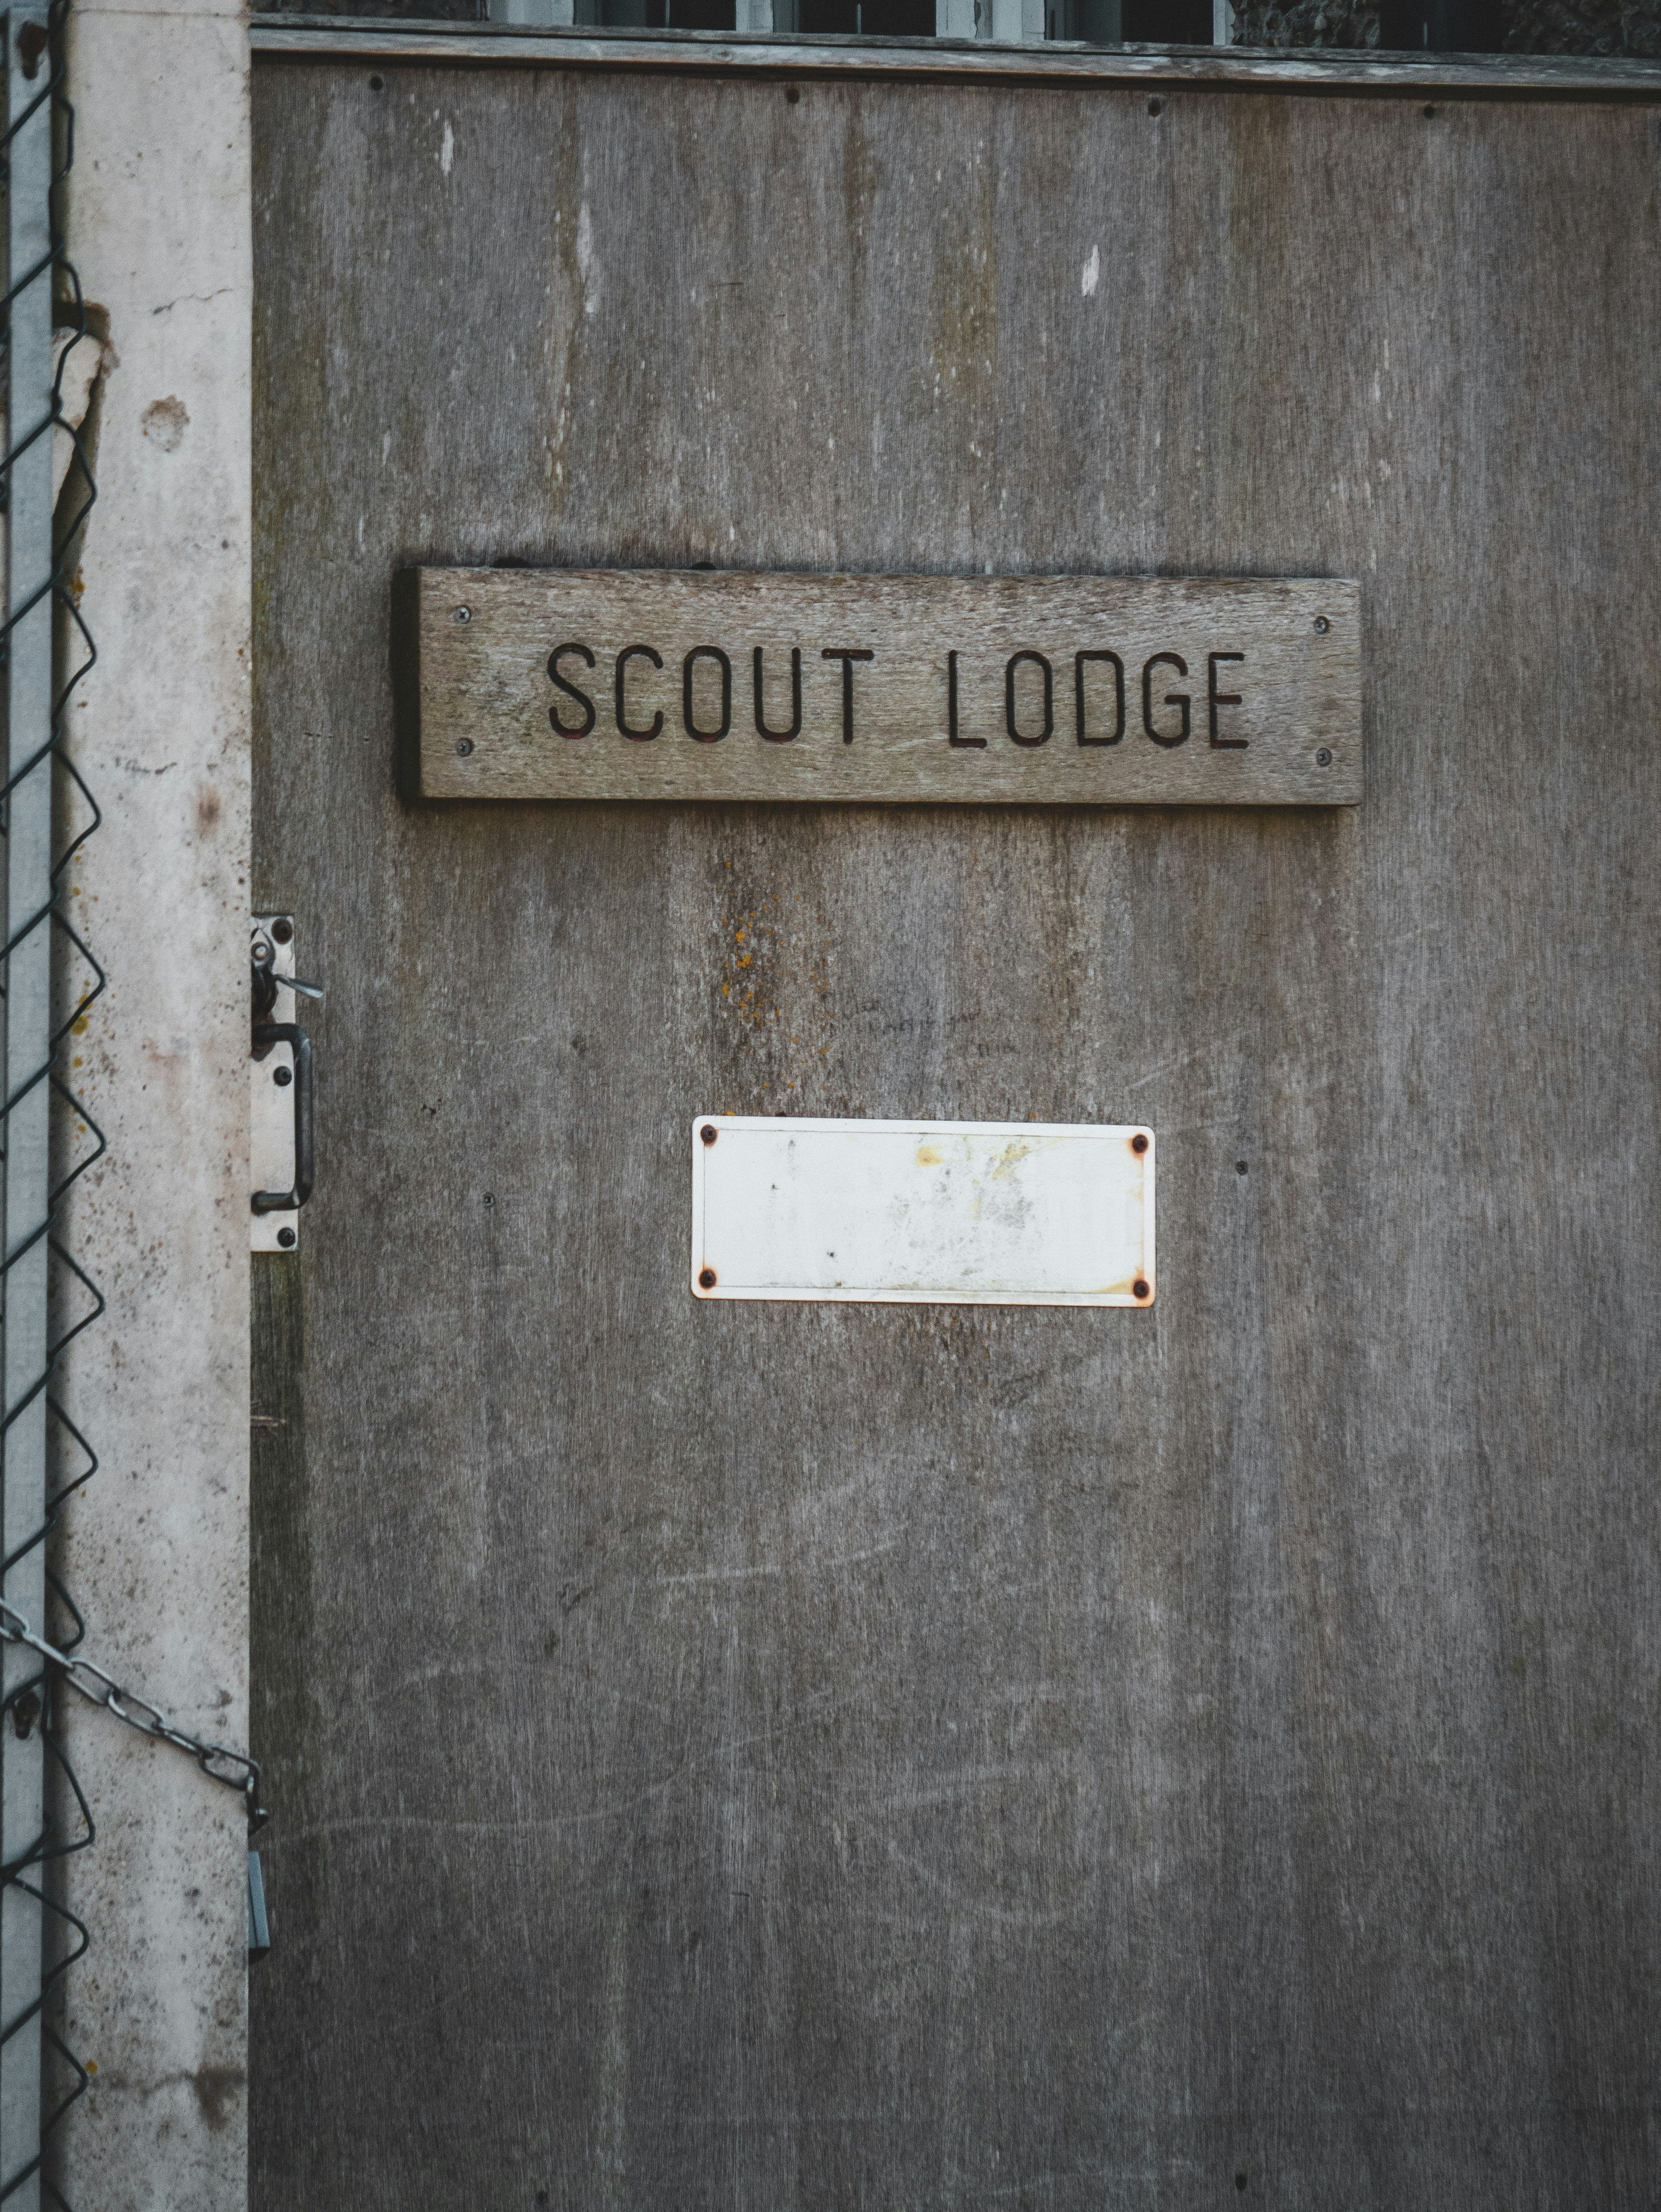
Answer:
xmin=0 ymin=1601 xmax=265 ymax=1832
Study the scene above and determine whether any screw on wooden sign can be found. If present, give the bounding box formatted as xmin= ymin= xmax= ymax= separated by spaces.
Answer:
xmin=398 ymin=567 xmax=1362 ymax=806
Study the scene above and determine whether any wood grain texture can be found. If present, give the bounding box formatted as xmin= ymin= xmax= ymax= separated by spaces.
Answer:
xmin=252 ymin=53 xmax=1661 ymax=2212
xmin=416 ymin=566 xmax=1362 ymax=802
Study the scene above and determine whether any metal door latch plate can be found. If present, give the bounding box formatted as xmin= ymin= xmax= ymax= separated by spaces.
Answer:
xmin=251 ymin=915 xmax=299 ymax=1252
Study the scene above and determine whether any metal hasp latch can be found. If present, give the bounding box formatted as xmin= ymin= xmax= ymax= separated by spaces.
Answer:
xmin=248 ymin=1848 xmax=271 ymax=1962
xmin=250 ymin=915 xmax=321 ymax=1251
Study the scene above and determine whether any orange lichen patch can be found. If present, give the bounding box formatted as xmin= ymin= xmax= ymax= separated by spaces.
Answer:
xmin=713 ymin=882 xmax=841 ymax=1100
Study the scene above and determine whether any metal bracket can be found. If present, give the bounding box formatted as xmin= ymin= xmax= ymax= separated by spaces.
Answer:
xmin=252 ymin=1022 xmax=314 ymax=1220
xmin=251 ymin=915 xmax=307 ymax=1252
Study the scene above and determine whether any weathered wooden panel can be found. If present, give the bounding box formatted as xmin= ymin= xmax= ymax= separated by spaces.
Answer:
xmin=251 ymin=53 xmax=1661 ymax=2212
xmin=412 ymin=566 xmax=1362 ymax=802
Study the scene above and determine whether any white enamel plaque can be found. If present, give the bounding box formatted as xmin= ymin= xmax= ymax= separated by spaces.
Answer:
xmin=690 ymin=1117 xmax=1155 ymax=1308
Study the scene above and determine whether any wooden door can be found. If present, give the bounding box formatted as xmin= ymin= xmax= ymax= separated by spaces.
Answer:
xmin=251 ymin=53 xmax=1661 ymax=2207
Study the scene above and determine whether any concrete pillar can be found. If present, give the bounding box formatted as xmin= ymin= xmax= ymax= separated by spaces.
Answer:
xmin=50 ymin=0 xmax=251 ymax=2201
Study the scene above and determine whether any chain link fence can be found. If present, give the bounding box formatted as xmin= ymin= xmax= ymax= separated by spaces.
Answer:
xmin=0 ymin=7 xmax=104 ymax=2195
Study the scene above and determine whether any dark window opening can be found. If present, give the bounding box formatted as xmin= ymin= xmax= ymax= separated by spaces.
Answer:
xmin=798 ymin=0 xmax=935 ymax=28
xmin=579 ymin=0 xmax=739 ymax=23
xmin=1121 ymin=0 xmax=1211 ymax=37
xmin=1376 ymin=0 xmax=1503 ymax=44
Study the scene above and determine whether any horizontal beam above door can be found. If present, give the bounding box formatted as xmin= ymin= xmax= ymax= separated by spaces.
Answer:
xmin=248 ymin=19 xmax=1661 ymax=96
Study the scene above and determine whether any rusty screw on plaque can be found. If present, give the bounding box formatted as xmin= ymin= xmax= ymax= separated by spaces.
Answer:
xmin=453 ymin=606 xmax=472 ymax=624
xmin=1132 ymin=1132 xmax=1149 ymax=1155
xmin=699 ymin=1268 xmax=717 ymax=1289
xmin=700 ymin=1124 xmax=718 ymax=1146
xmin=1316 ymin=747 xmax=1333 ymax=767
xmin=1133 ymin=1278 xmax=1150 ymax=1299
xmin=1313 ymin=615 xmax=1330 ymax=634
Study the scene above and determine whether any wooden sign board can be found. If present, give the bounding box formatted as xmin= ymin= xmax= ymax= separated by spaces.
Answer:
xmin=403 ymin=567 xmax=1362 ymax=805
